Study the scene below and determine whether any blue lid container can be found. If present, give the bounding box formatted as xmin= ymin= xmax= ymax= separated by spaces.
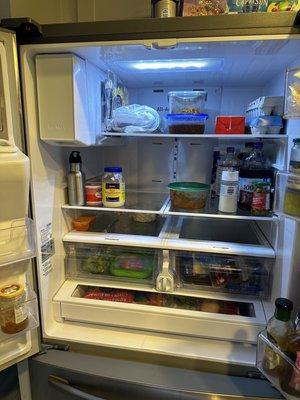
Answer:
xmin=104 ymin=167 xmax=122 ymax=173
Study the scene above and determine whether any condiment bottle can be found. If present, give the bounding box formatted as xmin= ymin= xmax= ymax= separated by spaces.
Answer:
xmin=280 ymin=310 xmax=300 ymax=396
xmin=264 ymin=298 xmax=294 ymax=377
xmin=251 ymin=181 xmax=270 ymax=216
xmin=218 ymin=170 xmax=239 ymax=213
xmin=0 ymin=283 xmax=29 ymax=334
xmin=102 ymin=167 xmax=125 ymax=208
xmin=67 ymin=151 xmax=85 ymax=206
xmin=215 ymin=147 xmax=238 ymax=196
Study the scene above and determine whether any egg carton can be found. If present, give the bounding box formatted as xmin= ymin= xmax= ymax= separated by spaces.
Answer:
xmin=246 ymin=96 xmax=284 ymax=117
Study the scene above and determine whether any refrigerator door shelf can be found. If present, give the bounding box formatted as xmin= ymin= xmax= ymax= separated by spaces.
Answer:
xmin=257 ymin=331 xmax=298 ymax=400
xmin=274 ymin=171 xmax=300 ymax=223
xmin=53 ymin=279 xmax=266 ymax=344
xmin=0 ymin=290 xmax=39 ymax=344
xmin=0 ymin=217 xmax=36 ymax=268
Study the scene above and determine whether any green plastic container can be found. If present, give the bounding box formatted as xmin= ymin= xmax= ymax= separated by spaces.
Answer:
xmin=168 ymin=182 xmax=210 ymax=211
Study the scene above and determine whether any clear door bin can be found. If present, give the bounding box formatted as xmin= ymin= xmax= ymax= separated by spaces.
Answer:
xmin=175 ymin=252 xmax=271 ymax=299
xmin=0 ymin=288 xmax=39 ymax=343
xmin=65 ymin=243 xmax=157 ymax=283
xmin=284 ymin=68 xmax=300 ymax=119
xmin=0 ymin=218 xmax=36 ymax=267
xmin=274 ymin=171 xmax=300 ymax=221
xmin=257 ymin=331 xmax=300 ymax=400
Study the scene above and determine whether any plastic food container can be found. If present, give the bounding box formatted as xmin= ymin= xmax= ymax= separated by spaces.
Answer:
xmin=85 ymin=179 xmax=102 ymax=206
xmin=247 ymin=116 xmax=283 ymax=135
xmin=168 ymin=91 xmax=207 ymax=114
xmin=215 ymin=116 xmax=245 ymax=135
xmin=72 ymin=215 xmax=96 ymax=231
xmin=110 ymin=253 xmax=154 ymax=279
xmin=284 ymin=68 xmax=300 ymax=118
xmin=168 ymin=182 xmax=210 ymax=210
xmin=166 ymin=114 xmax=208 ymax=134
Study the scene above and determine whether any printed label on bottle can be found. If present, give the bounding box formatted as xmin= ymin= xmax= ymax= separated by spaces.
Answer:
xmin=85 ymin=185 xmax=102 ymax=204
xmin=14 ymin=304 xmax=28 ymax=324
xmin=220 ymin=184 xmax=238 ymax=197
xmin=239 ymin=177 xmax=271 ymax=206
xmin=252 ymin=192 xmax=270 ymax=211
xmin=103 ymin=182 xmax=125 ymax=204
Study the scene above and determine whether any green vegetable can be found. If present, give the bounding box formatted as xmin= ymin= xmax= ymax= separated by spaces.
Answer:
xmin=82 ymin=252 xmax=115 ymax=275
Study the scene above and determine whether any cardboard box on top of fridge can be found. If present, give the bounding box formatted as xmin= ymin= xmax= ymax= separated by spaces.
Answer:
xmin=36 ymin=54 xmax=104 ymax=146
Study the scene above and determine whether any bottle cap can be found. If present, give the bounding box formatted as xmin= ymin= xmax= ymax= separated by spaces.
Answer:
xmin=293 ymin=138 xmax=300 ymax=144
xmin=69 ymin=151 xmax=82 ymax=164
xmin=221 ymin=170 xmax=239 ymax=181
xmin=104 ymin=167 xmax=122 ymax=173
xmin=275 ymin=297 xmax=293 ymax=312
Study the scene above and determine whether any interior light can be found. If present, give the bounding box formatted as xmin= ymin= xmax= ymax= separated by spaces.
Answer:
xmin=123 ymin=58 xmax=224 ymax=72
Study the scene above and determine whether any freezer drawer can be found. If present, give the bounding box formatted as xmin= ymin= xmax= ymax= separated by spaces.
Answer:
xmin=65 ymin=243 xmax=158 ymax=285
xmin=29 ymin=349 xmax=282 ymax=400
xmin=53 ymin=280 xmax=266 ymax=344
xmin=174 ymin=252 xmax=272 ymax=299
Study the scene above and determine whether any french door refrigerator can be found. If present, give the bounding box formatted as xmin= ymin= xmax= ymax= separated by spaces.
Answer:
xmin=0 ymin=12 xmax=300 ymax=399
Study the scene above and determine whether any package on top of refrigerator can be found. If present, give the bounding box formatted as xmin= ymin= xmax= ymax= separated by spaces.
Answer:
xmin=182 ymin=0 xmax=228 ymax=15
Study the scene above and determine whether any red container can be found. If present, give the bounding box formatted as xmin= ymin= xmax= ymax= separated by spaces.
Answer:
xmin=215 ymin=116 xmax=245 ymax=135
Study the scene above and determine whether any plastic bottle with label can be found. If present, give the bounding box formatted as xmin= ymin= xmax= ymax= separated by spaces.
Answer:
xmin=215 ymin=147 xmax=238 ymax=196
xmin=218 ymin=170 xmax=239 ymax=213
xmin=102 ymin=167 xmax=125 ymax=208
xmin=238 ymin=142 xmax=273 ymax=211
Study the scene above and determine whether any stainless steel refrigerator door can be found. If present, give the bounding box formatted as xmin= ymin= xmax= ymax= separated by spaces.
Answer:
xmin=29 ymin=349 xmax=283 ymax=400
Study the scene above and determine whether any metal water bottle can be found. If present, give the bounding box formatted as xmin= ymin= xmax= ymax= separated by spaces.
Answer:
xmin=67 ymin=151 xmax=85 ymax=206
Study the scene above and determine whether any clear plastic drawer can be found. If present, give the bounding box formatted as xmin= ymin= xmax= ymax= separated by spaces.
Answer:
xmin=174 ymin=252 xmax=272 ymax=299
xmin=65 ymin=243 xmax=158 ymax=284
xmin=257 ymin=331 xmax=300 ymax=400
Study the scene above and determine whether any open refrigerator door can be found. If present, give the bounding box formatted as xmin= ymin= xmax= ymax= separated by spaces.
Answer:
xmin=0 ymin=28 xmax=39 ymax=372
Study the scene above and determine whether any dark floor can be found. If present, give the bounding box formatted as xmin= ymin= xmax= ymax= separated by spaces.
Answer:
xmin=0 ymin=365 xmax=21 ymax=400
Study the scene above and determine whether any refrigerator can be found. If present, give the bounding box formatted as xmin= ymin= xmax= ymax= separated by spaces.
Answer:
xmin=0 ymin=12 xmax=300 ymax=399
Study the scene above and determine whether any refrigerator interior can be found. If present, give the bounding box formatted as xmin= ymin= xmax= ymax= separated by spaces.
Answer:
xmin=20 ymin=36 xmax=300 ymax=367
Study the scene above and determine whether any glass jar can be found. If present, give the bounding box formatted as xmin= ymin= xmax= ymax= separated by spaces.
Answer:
xmin=102 ymin=167 xmax=125 ymax=208
xmin=284 ymin=177 xmax=300 ymax=218
xmin=0 ymin=283 xmax=29 ymax=334
xmin=251 ymin=181 xmax=271 ymax=216
xmin=289 ymin=138 xmax=300 ymax=174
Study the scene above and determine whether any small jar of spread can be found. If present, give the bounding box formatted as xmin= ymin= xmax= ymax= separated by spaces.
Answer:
xmin=0 ymin=283 xmax=29 ymax=334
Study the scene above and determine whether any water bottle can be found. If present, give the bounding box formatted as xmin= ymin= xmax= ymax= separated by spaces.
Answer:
xmin=67 ymin=151 xmax=85 ymax=206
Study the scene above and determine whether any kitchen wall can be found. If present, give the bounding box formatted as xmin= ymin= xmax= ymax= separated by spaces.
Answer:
xmin=0 ymin=0 xmax=151 ymax=24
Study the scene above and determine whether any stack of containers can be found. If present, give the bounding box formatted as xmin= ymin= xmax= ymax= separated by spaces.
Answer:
xmin=245 ymin=96 xmax=284 ymax=135
xmin=166 ymin=91 xmax=208 ymax=134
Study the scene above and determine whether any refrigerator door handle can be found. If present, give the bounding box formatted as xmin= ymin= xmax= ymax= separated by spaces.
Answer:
xmin=48 ymin=375 xmax=106 ymax=400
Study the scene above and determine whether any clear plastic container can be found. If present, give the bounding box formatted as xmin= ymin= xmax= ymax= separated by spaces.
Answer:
xmin=284 ymin=68 xmax=300 ymax=119
xmin=168 ymin=182 xmax=210 ymax=211
xmin=246 ymin=116 xmax=283 ymax=135
xmin=165 ymin=113 xmax=208 ymax=134
xmin=168 ymin=91 xmax=207 ymax=115
xmin=65 ymin=243 xmax=156 ymax=282
xmin=257 ymin=331 xmax=300 ymax=400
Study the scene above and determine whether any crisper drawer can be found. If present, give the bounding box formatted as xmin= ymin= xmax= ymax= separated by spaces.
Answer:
xmin=257 ymin=331 xmax=300 ymax=400
xmin=65 ymin=243 xmax=158 ymax=284
xmin=174 ymin=252 xmax=272 ymax=299
xmin=165 ymin=217 xmax=275 ymax=258
xmin=53 ymin=280 xmax=266 ymax=344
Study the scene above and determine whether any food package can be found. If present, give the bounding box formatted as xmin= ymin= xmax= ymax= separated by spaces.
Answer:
xmin=83 ymin=288 xmax=134 ymax=303
xmin=110 ymin=104 xmax=160 ymax=133
xmin=246 ymin=116 xmax=283 ymax=135
xmin=215 ymin=116 xmax=245 ymax=135
xmin=182 ymin=0 xmax=228 ymax=15
xmin=227 ymin=0 xmax=268 ymax=12
xmin=284 ymin=68 xmax=300 ymax=118
xmin=267 ymin=0 xmax=300 ymax=11
xmin=109 ymin=253 xmax=154 ymax=279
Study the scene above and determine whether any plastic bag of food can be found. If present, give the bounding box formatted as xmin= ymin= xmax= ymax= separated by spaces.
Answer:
xmin=110 ymin=104 xmax=160 ymax=133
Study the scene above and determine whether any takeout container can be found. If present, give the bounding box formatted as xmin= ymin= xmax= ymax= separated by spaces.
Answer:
xmin=168 ymin=182 xmax=210 ymax=211
xmin=168 ymin=91 xmax=207 ymax=114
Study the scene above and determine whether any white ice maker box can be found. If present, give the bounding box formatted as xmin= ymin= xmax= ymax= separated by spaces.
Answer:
xmin=36 ymin=54 xmax=102 ymax=146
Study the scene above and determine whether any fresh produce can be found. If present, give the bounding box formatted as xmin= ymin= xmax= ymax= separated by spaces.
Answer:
xmin=110 ymin=253 xmax=154 ymax=279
